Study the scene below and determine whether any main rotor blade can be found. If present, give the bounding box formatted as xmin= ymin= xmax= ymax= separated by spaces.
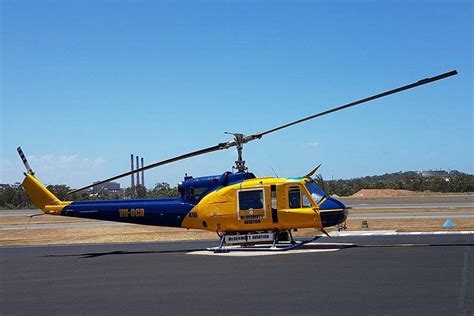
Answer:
xmin=248 ymin=70 xmax=458 ymax=139
xmin=68 ymin=70 xmax=457 ymax=195
xmin=68 ymin=143 xmax=228 ymax=194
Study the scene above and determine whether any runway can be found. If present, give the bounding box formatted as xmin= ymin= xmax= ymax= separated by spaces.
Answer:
xmin=340 ymin=196 xmax=473 ymax=209
xmin=1 ymin=234 xmax=473 ymax=315
xmin=1 ymin=195 xmax=472 ymax=218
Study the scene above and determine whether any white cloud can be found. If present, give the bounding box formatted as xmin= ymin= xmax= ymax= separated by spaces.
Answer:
xmin=28 ymin=154 xmax=105 ymax=171
xmin=303 ymin=141 xmax=320 ymax=148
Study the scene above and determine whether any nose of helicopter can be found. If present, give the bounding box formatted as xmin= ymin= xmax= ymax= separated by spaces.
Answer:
xmin=319 ymin=197 xmax=349 ymax=227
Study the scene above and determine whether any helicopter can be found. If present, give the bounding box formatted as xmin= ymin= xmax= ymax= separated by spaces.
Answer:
xmin=18 ymin=70 xmax=457 ymax=252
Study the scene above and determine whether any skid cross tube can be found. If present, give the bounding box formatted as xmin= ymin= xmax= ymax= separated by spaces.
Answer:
xmin=207 ymin=230 xmax=321 ymax=253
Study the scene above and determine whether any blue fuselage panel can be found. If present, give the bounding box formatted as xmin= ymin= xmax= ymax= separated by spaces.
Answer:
xmin=62 ymin=198 xmax=194 ymax=227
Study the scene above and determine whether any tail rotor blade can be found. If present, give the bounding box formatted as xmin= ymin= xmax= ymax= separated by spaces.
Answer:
xmin=17 ymin=146 xmax=35 ymax=175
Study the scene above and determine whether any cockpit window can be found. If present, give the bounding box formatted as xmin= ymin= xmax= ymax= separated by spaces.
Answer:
xmin=305 ymin=181 xmax=327 ymax=204
xmin=288 ymin=187 xmax=301 ymax=208
xmin=289 ymin=186 xmax=313 ymax=208
xmin=302 ymin=193 xmax=312 ymax=207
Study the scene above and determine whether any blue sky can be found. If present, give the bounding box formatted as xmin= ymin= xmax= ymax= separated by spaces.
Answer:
xmin=1 ymin=0 xmax=472 ymax=188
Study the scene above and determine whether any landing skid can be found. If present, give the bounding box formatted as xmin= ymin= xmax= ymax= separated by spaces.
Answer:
xmin=208 ymin=232 xmax=321 ymax=253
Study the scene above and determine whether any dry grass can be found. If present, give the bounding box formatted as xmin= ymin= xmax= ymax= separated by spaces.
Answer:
xmin=1 ymin=217 xmax=472 ymax=247
xmin=0 ymin=225 xmax=217 ymax=247
xmin=0 ymin=214 xmax=96 ymax=225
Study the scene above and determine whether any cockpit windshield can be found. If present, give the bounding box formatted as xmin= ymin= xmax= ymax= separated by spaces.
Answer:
xmin=305 ymin=181 xmax=327 ymax=204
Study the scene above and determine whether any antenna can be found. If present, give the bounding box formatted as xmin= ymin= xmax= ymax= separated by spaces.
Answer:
xmin=270 ymin=166 xmax=279 ymax=178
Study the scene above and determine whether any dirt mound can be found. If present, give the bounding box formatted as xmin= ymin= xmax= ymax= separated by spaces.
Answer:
xmin=349 ymin=189 xmax=419 ymax=199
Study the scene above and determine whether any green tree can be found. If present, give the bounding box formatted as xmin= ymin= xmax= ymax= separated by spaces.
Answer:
xmin=135 ymin=185 xmax=147 ymax=199
xmin=149 ymin=182 xmax=179 ymax=198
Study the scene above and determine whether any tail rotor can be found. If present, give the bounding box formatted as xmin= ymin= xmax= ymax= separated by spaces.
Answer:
xmin=17 ymin=146 xmax=34 ymax=175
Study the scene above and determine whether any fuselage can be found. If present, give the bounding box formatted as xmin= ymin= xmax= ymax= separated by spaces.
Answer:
xmin=43 ymin=172 xmax=348 ymax=233
xmin=23 ymin=172 xmax=347 ymax=232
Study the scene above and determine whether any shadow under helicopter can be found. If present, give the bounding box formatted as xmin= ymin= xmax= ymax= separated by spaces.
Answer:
xmin=41 ymin=242 xmax=474 ymax=259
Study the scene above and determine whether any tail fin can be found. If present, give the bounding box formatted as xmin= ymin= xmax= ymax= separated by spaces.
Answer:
xmin=18 ymin=147 xmax=69 ymax=214
xmin=22 ymin=173 xmax=63 ymax=212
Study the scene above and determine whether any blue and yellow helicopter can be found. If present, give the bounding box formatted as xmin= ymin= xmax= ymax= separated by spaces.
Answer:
xmin=18 ymin=70 xmax=457 ymax=251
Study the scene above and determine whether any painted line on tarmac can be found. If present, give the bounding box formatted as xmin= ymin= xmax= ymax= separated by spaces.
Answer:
xmin=188 ymin=248 xmax=340 ymax=257
xmin=330 ymin=230 xmax=474 ymax=237
xmin=188 ymin=242 xmax=352 ymax=257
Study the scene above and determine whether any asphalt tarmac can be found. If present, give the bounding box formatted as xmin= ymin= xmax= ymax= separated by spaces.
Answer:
xmin=1 ymin=234 xmax=473 ymax=315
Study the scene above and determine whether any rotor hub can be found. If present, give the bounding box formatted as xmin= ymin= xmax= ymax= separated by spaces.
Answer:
xmin=225 ymin=132 xmax=248 ymax=173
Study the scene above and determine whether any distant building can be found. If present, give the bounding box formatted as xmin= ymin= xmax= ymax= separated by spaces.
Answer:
xmin=92 ymin=181 xmax=121 ymax=194
xmin=421 ymin=170 xmax=449 ymax=177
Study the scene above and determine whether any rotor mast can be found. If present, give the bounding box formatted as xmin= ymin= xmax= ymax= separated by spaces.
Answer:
xmin=225 ymin=132 xmax=253 ymax=172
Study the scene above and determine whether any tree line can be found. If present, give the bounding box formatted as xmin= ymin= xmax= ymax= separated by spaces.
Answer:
xmin=1 ymin=171 xmax=472 ymax=209
xmin=0 ymin=182 xmax=180 ymax=209
xmin=315 ymin=171 xmax=474 ymax=196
